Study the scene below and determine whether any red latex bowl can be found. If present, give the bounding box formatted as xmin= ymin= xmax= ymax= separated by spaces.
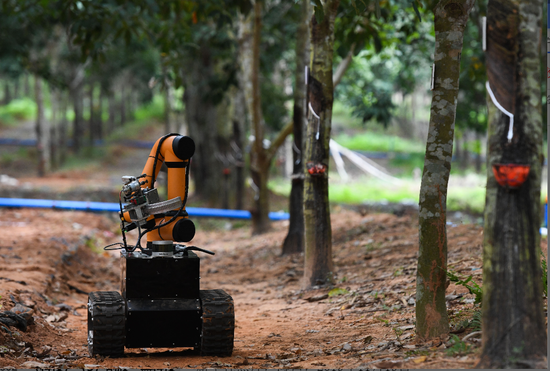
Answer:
xmin=492 ymin=164 xmax=530 ymax=188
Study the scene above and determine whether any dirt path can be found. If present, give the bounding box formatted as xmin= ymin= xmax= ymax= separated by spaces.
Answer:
xmin=2 ymin=182 xmax=544 ymax=369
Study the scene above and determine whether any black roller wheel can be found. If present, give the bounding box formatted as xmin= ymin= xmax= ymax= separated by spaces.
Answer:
xmin=199 ymin=289 xmax=234 ymax=356
xmin=87 ymin=291 xmax=125 ymax=357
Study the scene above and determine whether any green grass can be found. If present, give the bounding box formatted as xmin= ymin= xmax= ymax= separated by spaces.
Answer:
xmin=134 ymin=95 xmax=165 ymax=122
xmin=269 ymin=172 xmax=489 ymax=214
xmin=333 ymin=131 xmax=425 ymax=154
xmin=0 ymin=98 xmax=36 ymax=126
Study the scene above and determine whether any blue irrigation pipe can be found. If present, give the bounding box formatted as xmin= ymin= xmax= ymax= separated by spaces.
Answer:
xmin=0 ymin=198 xmax=289 ymax=220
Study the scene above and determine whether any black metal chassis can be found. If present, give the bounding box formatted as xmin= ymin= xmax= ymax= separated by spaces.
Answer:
xmin=87 ymin=250 xmax=234 ymax=357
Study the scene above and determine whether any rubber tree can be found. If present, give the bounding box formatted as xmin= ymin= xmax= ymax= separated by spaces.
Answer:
xmin=477 ymin=0 xmax=547 ymax=367
xmin=282 ymin=0 xmax=310 ymax=255
xmin=183 ymin=45 xmax=222 ymax=207
xmin=415 ymin=0 xmax=475 ymax=339
xmin=240 ymin=0 xmax=293 ymax=234
xmin=34 ymin=76 xmax=49 ymax=177
xmin=302 ymin=0 xmax=340 ymax=287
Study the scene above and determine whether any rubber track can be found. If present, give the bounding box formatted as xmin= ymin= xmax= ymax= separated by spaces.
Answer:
xmin=88 ymin=291 xmax=125 ymax=357
xmin=200 ymin=289 xmax=234 ymax=356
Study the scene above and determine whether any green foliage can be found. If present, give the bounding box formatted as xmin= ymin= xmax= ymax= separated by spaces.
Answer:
xmin=134 ymin=95 xmax=165 ymax=122
xmin=336 ymin=52 xmax=397 ymax=127
xmin=445 ymin=334 xmax=471 ymax=356
xmin=447 ymin=186 xmax=486 ymax=215
xmin=455 ymin=3 xmax=487 ymax=133
xmin=469 ymin=310 xmax=482 ymax=332
xmin=0 ymin=98 xmax=36 ymax=125
xmin=328 ymin=287 xmax=349 ymax=297
xmin=446 ymin=269 xmax=483 ymax=305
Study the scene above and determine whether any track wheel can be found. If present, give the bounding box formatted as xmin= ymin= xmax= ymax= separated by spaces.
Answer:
xmin=199 ymin=289 xmax=235 ymax=356
xmin=88 ymin=291 xmax=125 ymax=357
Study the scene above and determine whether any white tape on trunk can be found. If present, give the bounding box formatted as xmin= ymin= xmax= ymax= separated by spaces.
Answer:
xmin=486 ymin=81 xmax=514 ymax=142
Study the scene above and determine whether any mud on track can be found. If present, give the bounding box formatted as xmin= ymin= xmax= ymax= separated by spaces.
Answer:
xmin=0 ymin=205 xmax=546 ymax=369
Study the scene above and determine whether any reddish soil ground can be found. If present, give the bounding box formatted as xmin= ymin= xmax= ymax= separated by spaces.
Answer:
xmin=0 ymin=170 xmax=547 ymax=369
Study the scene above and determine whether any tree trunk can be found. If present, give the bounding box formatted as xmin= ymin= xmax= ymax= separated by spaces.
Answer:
xmin=233 ymin=118 xmax=245 ymax=210
xmin=3 ymin=81 xmax=11 ymax=105
xmin=13 ymin=77 xmax=20 ymax=100
xmin=415 ymin=0 xmax=474 ymax=340
xmin=50 ymin=126 xmax=57 ymax=171
xmin=162 ymin=64 xmax=172 ymax=134
xmin=59 ymin=91 xmax=68 ymax=166
xmin=49 ymin=86 xmax=58 ymax=170
xmin=282 ymin=0 xmax=310 ymax=255
xmin=303 ymin=0 xmax=340 ymax=287
xmin=183 ymin=46 xmax=221 ymax=207
xmin=120 ymin=85 xmax=126 ymax=126
xmin=97 ymin=86 xmax=104 ymax=141
xmin=71 ymin=83 xmax=84 ymax=153
xmin=34 ymin=77 xmax=49 ymax=176
xmin=23 ymin=74 xmax=30 ymax=97
xmin=478 ymin=0 xmax=547 ymax=367
xmin=248 ymin=0 xmax=271 ymax=234
xmin=88 ymin=81 xmax=95 ymax=146
xmin=69 ymin=65 xmax=85 ymax=154
xmin=108 ymin=90 xmax=116 ymax=135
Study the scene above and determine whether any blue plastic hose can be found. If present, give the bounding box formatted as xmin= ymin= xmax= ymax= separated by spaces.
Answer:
xmin=0 ymin=197 xmax=289 ymax=220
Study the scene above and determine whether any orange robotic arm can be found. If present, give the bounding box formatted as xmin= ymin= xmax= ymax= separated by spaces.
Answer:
xmin=120 ymin=134 xmax=195 ymax=249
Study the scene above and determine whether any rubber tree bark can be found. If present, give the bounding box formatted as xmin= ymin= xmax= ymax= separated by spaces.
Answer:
xmin=59 ymin=90 xmax=68 ymax=166
xmin=282 ymin=0 xmax=310 ymax=255
xmin=34 ymin=76 xmax=49 ymax=177
xmin=108 ymin=89 xmax=116 ymax=135
xmin=183 ymin=45 xmax=221 ymax=207
xmin=3 ymin=80 xmax=11 ymax=105
xmin=162 ymin=63 xmax=172 ymax=134
xmin=240 ymin=1 xmax=293 ymax=234
xmin=69 ymin=64 xmax=85 ymax=154
xmin=249 ymin=0 xmax=270 ymax=234
xmin=97 ymin=86 xmax=104 ymax=141
xmin=415 ymin=0 xmax=475 ymax=340
xmin=477 ymin=0 xmax=547 ymax=367
xmin=302 ymin=0 xmax=340 ymax=287
xmin=88 ymin=80 xmax=95 ymax=146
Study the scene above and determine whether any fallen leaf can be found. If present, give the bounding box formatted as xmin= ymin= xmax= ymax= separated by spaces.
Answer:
xmin=413 ymin=356 xmax=427 ymax=363
xmin=20 ymin=361 xmax=50 ymax=368
xmin=362 ymin=335 xmax=373 ymax=344
xmin=375 ymin=360 xmax=402 ymax=368
xmin=305 ymin=294 xmax=328 ymax=302
xmin=398 ymin=325 xmax=415 ymax=331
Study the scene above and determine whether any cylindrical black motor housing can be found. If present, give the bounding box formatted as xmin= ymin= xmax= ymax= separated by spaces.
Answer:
xmin=172 ymin=135 xmax=195 ymax=160
xmin=173 ymin=218 xmax=195 ymax=242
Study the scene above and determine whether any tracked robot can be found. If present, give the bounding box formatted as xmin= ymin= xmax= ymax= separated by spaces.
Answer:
xmin=87 ymin=134 xmax=234 ymax=357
